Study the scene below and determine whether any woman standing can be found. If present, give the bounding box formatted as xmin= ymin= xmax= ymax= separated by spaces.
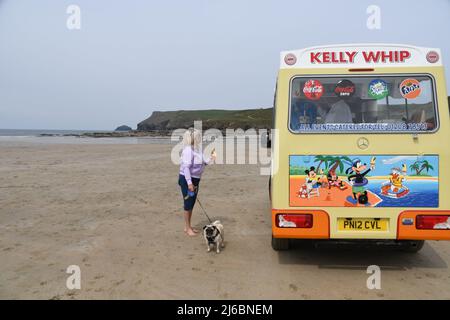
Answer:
xmin=178 ymin=128 xmax=216 ymax=236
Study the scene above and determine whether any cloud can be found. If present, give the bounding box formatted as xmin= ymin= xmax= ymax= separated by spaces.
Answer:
xmin=382 ymin=156 xmax=418 ymax=165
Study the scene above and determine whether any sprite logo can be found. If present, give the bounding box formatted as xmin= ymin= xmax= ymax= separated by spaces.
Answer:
xmin=368 ymin=79 xmax=389 ymax=100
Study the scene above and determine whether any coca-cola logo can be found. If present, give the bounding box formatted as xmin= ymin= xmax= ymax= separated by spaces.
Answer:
xmin=303 ymin=80 xmax=324 ymax=100
xmin=334 ymin=80 xmax=355 ymax=99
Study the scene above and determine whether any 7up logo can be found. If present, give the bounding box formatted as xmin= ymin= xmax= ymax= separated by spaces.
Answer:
xmin=368 ymin=79 xmax=389 ymax=100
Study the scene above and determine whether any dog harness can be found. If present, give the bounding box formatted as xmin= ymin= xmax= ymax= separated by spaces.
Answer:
xmin=206 ymin=227 xmax=221 ymax=244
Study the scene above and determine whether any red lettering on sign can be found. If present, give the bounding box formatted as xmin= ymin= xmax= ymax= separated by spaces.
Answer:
xmin=310 ymin=51 xmax=358 ymax=63
xmin=310 ymin=52 xmax=321 ymax=63
xmin=362 ymin=51 xmax=381 ymax=63
xmin=347 ymin=51 xmax=357 ymax=63
xmin=309 ymin=50 xmax=411 ymax=64
xmin=399 ymin=50 xmax=411 ymax=62
xmin=364 ymin=50 xmax=411 ymax=63
xmin=381 ymin=51 xmax=394 ymax=62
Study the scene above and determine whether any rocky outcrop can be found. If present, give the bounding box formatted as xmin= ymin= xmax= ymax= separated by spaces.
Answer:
xmin=115 ymin=125 xmax=132 ymax=131
xmin=137 ymin=108 xmax=273 ymax=131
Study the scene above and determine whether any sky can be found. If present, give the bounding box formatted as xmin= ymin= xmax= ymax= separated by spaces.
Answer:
xmin=0 ymin=0 xmax=449 ymax=130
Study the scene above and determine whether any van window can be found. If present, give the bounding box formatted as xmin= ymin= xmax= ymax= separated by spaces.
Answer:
xmin=289 ymin=75 xmax=437 ymax=133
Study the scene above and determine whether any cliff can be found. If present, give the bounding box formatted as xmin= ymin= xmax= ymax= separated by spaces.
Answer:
xmin=137 ymin=108 xmax=273 ymax=131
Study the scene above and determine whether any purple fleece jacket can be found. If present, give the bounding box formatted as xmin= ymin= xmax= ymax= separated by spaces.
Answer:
xmin=179 ymin=146 xmax=211 ymax=185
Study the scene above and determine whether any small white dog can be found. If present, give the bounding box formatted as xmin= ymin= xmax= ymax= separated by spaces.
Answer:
xmin=203 ymin=220 xmax=225 ymax=253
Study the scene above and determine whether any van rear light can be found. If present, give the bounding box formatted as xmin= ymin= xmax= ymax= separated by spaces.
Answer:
xmin=277 ymin=214 xmax=313 ymax=228
xmin=416 ymin=215 xmax=450 ymax=230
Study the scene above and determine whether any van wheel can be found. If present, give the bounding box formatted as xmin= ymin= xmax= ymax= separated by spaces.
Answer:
xmin=401 ymin=240 xmax=425 ymax=253
xmin=272 ymin=235 xmax=289 ymax=251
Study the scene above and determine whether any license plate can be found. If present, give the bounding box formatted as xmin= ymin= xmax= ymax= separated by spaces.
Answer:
xmin=338 ymin=218 xmax=389 ymax=231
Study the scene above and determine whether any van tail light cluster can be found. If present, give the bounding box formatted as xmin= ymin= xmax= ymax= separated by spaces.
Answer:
xmin=277 ymin=214 xmax=313 ymax=228
xmin=416 ymin=215 xmax=450 ymax=230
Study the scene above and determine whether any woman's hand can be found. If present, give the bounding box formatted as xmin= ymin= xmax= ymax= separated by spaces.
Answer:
xmin=188 ymin=184 xmax=195 ymax=192
xmin=210 ymin=149 xmax=217 ymax=163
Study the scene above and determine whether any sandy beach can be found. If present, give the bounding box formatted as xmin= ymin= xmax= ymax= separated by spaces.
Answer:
xmin=1 ymin=138 xmax=450 ymax=299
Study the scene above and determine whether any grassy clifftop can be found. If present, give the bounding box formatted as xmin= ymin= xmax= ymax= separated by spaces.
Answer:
xmin=137 ymin=108 xmax=273 ymax=131
xmin=137 ymin=97 xmax=450 ymax=131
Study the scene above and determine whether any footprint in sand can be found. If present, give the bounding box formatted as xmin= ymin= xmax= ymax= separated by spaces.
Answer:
xmin=289 ymin=284 xmax=298 ymax=292
xmin=114 ymin=279 xmax=125 ymax=286
xmin=425 ymin=272 xmax=438 ymax=279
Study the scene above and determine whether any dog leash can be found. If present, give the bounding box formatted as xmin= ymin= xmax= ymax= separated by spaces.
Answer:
xmin=196 ymin=196 xmax=213 ymax=224
xmin=195 ymin=194 xmax=224 ymax=244
xmin=184 ymin=185 xmax=213 ymax=224
xmin=198 ymin=196 xmax=223 ymax=244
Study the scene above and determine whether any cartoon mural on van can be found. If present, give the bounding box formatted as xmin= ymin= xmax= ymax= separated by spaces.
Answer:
xmin=289 ymin=155 xmax=439 ymax=207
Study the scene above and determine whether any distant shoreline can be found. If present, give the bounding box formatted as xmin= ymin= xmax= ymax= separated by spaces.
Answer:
xmin=39 ymin=130 xmax=172 ymax=138
xmin=0 ymin=129 xmax=171 ymax=138
xmin=0 ymin=128 xmax=269 ymax=138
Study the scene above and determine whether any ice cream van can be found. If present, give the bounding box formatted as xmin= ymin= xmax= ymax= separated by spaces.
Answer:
xmin=270 ymin=44 xmax=450 ymax=252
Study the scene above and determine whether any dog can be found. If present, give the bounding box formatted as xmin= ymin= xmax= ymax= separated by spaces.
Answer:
xmin=203 ymin=220 xmax=225 ymax=253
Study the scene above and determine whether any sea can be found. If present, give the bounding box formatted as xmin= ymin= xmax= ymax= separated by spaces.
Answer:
xmin=367 ymin=179 xmax=439 ymax=207
xmin=0 ymin=129 xmax=265 ymax=146
xmin=0 ymin=129 xmax=173 ymax=145
xmin=0 ymin=129 xmax=100 ymax=136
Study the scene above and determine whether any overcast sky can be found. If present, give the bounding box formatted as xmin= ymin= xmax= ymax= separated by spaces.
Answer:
xmin=0 ymin=0 xmax=449 ymax=130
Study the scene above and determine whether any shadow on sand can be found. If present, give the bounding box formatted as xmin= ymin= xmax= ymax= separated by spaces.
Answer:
xmin=277 ymin=240 xmax=447 ymax=270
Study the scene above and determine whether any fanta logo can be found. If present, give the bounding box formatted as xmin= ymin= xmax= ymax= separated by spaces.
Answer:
xmin=400 ymin=78 xmax=421 ymax=99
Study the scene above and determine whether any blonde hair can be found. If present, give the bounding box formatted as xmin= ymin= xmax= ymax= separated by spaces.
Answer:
xmin=182 ymin=128 xmax=202 ymax=150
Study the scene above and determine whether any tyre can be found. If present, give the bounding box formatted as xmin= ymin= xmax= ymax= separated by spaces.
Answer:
xmin=401 ymin=240 xmax=425 ymax=253
xmin=272 ymin=235 xmax=289 ymax=251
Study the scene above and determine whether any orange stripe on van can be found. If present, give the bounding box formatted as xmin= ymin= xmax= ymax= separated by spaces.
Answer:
xmin=272 ymin=209 xmax=329 ymax=239
xmin=397 ymin=210 xmax=450 ymax=240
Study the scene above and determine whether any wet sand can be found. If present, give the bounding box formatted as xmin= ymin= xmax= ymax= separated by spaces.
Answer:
xmin=1 ymin=140 xmax=450 ymax=299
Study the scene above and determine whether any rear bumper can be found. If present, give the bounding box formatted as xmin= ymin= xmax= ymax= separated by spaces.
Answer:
xmin=272 ymin=209 xmax=450 ymax=240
